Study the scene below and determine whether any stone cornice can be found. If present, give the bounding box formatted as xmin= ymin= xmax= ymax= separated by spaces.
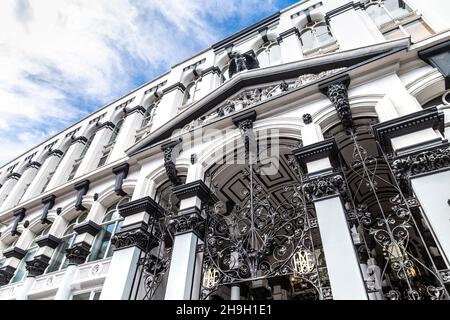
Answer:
xmin=162 ymin=82 xmax=186 ymax=95
xmin=96 ymin=121 xmax=115 ymax=132
xmin=292 ymin=138 xmax=339 ymax=172
xmin=172 ymin=180 xmax=218 ymax=204
xmin=49 ymin=149 xmax=64 ymax=158
xmin=73 ymin=220 xmax=102 ymax=236
xmin=26 ymin=161 xmax=42 ymax=169
xmin=3 ymin=246 xmax=27 ymax=260
xmin=324 ymin=1 xmax=364 ymax=23
xmin=202 ymin=66 xmax=221 ymax=76
xmin=125 ymin=105 xmax=146 ymax=117
xmin=118 ymin=196 xmax=165 ymax=219
xmin=71 ymin=136 xmax=88 ymax=145
xmin=6 ymin=172 xmax=21 ymax=180
xmin=35 ymin=234 xmax=61 ymax=249
xmin=372 ymin=107 xmax=445 ymax=153
xmin=276 ymin=27 xmax=300 ymax=42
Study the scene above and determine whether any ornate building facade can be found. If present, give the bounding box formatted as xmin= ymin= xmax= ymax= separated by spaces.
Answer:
xmin=0 ymin=0 xmax=449 ymax=300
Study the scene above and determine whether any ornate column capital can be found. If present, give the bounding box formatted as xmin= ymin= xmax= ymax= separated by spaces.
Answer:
xmin=0 ymin=266 xmax=16 ymax=286
xmin=111 ymin=227 xmax=158 ymax=252
xmin=65 ymin=242 xmax=91 ymax=265
xmin=169 ymin=207 xmax=205 ymax=238
xmin=25 ymin=255 xmax=50 ymax=277
xmin=319 ymin=75 xmax=353 ymax=131
xmin=302 ymin=173 xmax=346 ymax=202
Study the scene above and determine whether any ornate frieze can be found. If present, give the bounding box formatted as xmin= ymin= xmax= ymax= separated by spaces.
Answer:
xmin=319 ymin=75 xmax=353 ymax=131
xmin=25 ymin=255 xmax=50 ymax=277
xmin=161 ymin=139 xmax=182 ymax=187
xmin=168 ymin=207 xmax=205 ymax=238
xmin=302 ymin=174 xmax=346 ymax=201
xmin=180 ymin=68 xmax=346 ymax=134
xmin=65 ymin=242 xmax=91 ymax=265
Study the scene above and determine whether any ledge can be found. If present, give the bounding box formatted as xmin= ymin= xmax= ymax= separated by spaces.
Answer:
xmin=172 ymin=180 xmax=218 ymax=204
xmin=292 ymin=138 xmax=339 ymax=171
xmin=118 ymin=196 xmax=165 ymax=219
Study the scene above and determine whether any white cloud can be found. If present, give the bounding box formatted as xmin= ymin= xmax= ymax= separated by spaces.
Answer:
xmin=0 ymin=0 xmax=281 ymax=166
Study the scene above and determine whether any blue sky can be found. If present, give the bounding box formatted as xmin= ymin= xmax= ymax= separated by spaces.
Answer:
xmin=0 ymin=0 xmax=298 ymax=166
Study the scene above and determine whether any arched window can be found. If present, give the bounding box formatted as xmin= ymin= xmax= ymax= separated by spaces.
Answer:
xmin=98 ymin=118 xmax=125 ymax=168
xmin=135 ymin=100 xmax=160 ymax=142
xmin=47 ymin=212 xmax=88 ymax=273
xmin=299 ymin=20 xmax=336 ymax=56
xmin=256 ymin=41 xmax=281 ymax=67
xmin=10 ymin=225 xmax=51 ymax=283
xmin=88 ymin=198 xmax=129 ymax=262
xmin=182 ymin=77 xmax=203 ymax=107
xmin=365 ymin=0 xmax=434 ymax=42
xmin=67 ymin=135 xmax=94 ymax=182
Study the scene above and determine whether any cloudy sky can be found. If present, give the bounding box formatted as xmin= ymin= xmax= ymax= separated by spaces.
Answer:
xmin=0 ymin=0 xmax=298 ymax=166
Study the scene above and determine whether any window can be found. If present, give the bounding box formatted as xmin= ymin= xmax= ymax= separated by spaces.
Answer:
xmin=182 ymin=77 xmax=203 ymax=107
xmin=256 ymin=41 xmax=281 ymax=68
xmin=72 ymin=290 xmax=101 ymax=300
xmin=67 ymin=135 xmax=94 ymax=182
xmin=97 ymin=118 xmax=124 ymax=168
xmin=365 ymin=0 xmax=434 ymax=42
xmin=299 ymin=21 xmax=337 ymax=55
xmin=88 ymin=198 xmax=129 ymax=262
xmin=10 ymin=226 xmax=51 ymax=283
xmin=47 ymin=212 xmax=88 ymax=273
xmin=135 ymin=101 xmax=159 ymax=142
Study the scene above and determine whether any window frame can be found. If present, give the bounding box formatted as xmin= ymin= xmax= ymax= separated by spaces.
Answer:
xmin=298 ymin=20 xmax=338 ymax=57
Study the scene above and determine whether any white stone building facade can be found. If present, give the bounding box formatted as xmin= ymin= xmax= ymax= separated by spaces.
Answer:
xmin=0 ymin=0 xmax=449 ymax=300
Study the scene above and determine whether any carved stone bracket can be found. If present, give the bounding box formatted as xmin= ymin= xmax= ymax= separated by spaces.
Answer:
xmin=6 ymin=172 xmax=21 ymax=181
xmin=25 ymin=255 xmax=50 ymax=277
xmin=169 ymin=207 xmax=205 ymax=238
xmin=161 ymin=139 xmax=182 ymax=187
xmin=65 ymin=242 xmax=91 ymax=265
xmin=319 ymin=75 xmax=352 ymax=132
xmin=40 ymin=194 xmax=56 ymax=224
xmin=11 ymin=208 xmax=26 ymax=237
xmin=74 ymin=180 xmax=90 ymax=211
xmin=26 ymin=161 xmax=42 ymax=170
xmin=302 ymin=174 xmax=346 ymax=201
xmin=112 ymin=163 xmax=129 ymax=196
xmin=71 ymin=136 xmax=88 ymax=146
xmin=232 ymin=110 xmax=257 ymax=163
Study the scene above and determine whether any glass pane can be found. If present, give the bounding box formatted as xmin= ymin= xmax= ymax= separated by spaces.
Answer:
xmin=92 ymin=291 xmax=101 ymax=300
xmin=403 ymin=19 xmax=434 ymax=42
xmin=384 ymin=0 xmax=411 ymax=20
xmin=366 ymin=4 xmax=392 ymax=27
xmin=72 ymin=292 xmax=91 ymax=300
xmin=383 ymin=27 xmax=406 ymax=40
xmin=269 ymin=44 xmax=281 ymax=65
xmin=90 ymin=224 xmax=113 ymax=261
xmin=11 ymin=247 xmax=37 ymax=283
xmin=257 ymin=48 xmax=270 ymax=67
xmin=47 ymin=237 xmax=71 ymax=272
xmin=300 ymin=29 xmax=315 ymax=51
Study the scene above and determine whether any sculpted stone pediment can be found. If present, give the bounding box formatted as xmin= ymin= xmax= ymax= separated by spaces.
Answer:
xmin=127 ymin=38 xmax=409 ymax=157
